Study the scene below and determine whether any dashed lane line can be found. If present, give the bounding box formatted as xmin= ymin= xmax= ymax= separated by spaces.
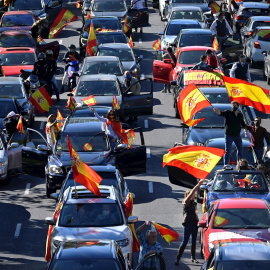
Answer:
xmin=24 ymin=183 xmax=31 ymax=195
xmin=14 ymin=223 xmax=22 ymax=238
xmin=149 ymin=182 xmax=153 ymax=193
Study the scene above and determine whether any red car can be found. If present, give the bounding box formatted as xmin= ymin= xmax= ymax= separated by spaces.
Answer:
xmin=153 ymin=46 xmax=225 ymax=84
xmin=199 ymin=198 xmax=270 ymax=260
xmin=0 ymin=47 xmax=36 ymax=76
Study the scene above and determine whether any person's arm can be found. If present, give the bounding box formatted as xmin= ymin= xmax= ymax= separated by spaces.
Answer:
xmin=225 ymin=18 xmax=233 ymax=35
xmin=230 ymin=63 xmax=237 ymax=78
xmin=136 ymin=221 xmax=150 ymax=245
xmin=263 ymin=128 xmax=270 ymax=150
xmin=213 ymin=107 xmax=221 ymax=115
xmin=90 ymin=108 xmax=107 ymax=123
xmin=240 ymin=115 xmax=248 ymax=136
xmin=183 ymin=179 xmax=204 ymax=205
xmin=247 ymin=65 xmax=251 ymax=82
xmin=136 ymin=221 xmax=149 ymax=233
xmin=210 ymin=20 xmax=217 ymax=35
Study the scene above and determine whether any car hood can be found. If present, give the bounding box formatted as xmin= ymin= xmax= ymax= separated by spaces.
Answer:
xmin=171 ymin=3 xmax=210 ymax=12
xmin=187 ymin=128 xmax=225 ymax=144
xmin=91 ymin=11 xmax=127 ymax=19
xmin=74 ymin=95 xmax=122 ymax=107
xmin=0 ymin=26 xmax=32 ymax=33
xmin=2 ymin=66 xmax=34 ymax=76
xmin=122 ymin=61 xmax=137 ymax=71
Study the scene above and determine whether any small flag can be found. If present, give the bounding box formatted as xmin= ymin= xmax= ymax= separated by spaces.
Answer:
xmin=124 ymin=192 xmax=133 ymax=218
xmin=53 ymin=201 xmax=63 ymax=222
xmin=174 ymin=47 xmax=180 ymax=57
xmin=37 ymin=35 xmax=46 ymax=44
xmin=81 ymin=95 xmax=97 ymax=106
xmin=129 ymin=35 xmax=134 ymax=48
xmin=202 ymin=190 xmax=207 ymax=213
xmin=112 ymin=96 xmax=119 ymax=110
xmin=16 ymin=116 xmax=24 ymax=134
xmin=29 ymin=86 xmax=53 ymax=113
xmin=153 ymin=222 xmax=179 ymax=245
xmin=152 ymin=39 xmax=161 ymax=51
xmin=83 ymin=143 xmax=93 ymax=151
xmin=122 ymin=15 xmax=130 ymax=34
xmin=131 ymin=224 xmax=140 ymax=252
xmin=213 ymin=215 xmax=229 ymax=227
xmin=212 ymin=37 xmax=219 ymax=51
xmin=210 ymin=1 xmax=220 ymax=13
xmin=66 ymin=96 xmax=77 ymax=112
xmin=45 ymin=225 xmax=53 ymax=262
xmin=86 ymin=11 xmax=91 ymax=20
xmin=76 ymin=0 xmax=80 ymax=8
xmin=86 ymin=21 xmax=97 ymax=56
xmin=56 ymin=110 xmax=64 ymax=129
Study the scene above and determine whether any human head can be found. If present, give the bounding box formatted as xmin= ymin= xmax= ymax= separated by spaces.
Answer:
xmin=219 ymin=180 xmax=228 ymax=190
xmin=102 ymin=205 xmax=111 ymax=216
xmin=106 ymin=109 xmax=117 ymax=121
xmin=200 ymin=55 xmax=207 ymax=62
xmin=46 ymin=50 xmax=53 ymax=60
xmin=257 ymin=164 xmax=265 ymax=173
xmin=218 ymin=12 xmax=224 ymax=20
xmin=124 ymin=70 xmax=132 ymax=80
xmin=7 ymin=111 xmax=16 ymax=119
xmin=146 ymin=230 xmax=157 ymax=245
xmin=231 ymin=101 xmax=239 ymax=111
xmin=254 ymin=116 xmax=261 ymax=127
xmin=239 ymin=55 xmax=246 ymax=64
xmin=68 ymin=44 xmax=76 ymax=53
xmin=47 ymin=114 xmax=56 ymax=124
xmin=237 ymin=159 xmax=249 ymax=170
xmin=38 ymin=52 xmax=46 ymax=61
xmin=206 ymin=49 xmax=213 ymax=56
xmin=167 ymin=46 xmax=173 ymax=53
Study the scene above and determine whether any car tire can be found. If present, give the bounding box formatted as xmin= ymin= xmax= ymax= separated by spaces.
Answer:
xmin=263 ymin=63 xmax=267 ymax=78
xmin=46 ymin=185 xmax=56 ymax=198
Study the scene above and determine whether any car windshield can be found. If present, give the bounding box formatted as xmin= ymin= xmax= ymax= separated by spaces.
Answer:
xmin=92 ymin=0 xmax=126 ymax=12
xmin=193 ymin=109 xmax=225 ymax=128
xmin=0 ymin=35 xmax=35 ymax=47
xmin=212 ymin=208 xmax=270 ymax=229
xmin=217 ymin=261 xmax=270 ymax=269
xmin=171 ymin=11 xmax=203 ymax=21
xmin=82 ymin=61 xmax=123 ymax=76
xmin=2 ymin=14 xmax=34 ymax=27
xmin=99 ymin=47 xmax=134 ymax=61
xmin=10 ymin=0 xmax=43 ymax=10
xmin=0 ymin=100 xmax=16 ymax=117
xmin=85 ymin=19 xmax=121 ymax=30
xmin=56 ymin=132 xmax=110 ymax=152
xmin=166 ymin=23 xmax=200 ymax=35
xmin=212 ymin=172 xmax=267 ymax=192
xmin=242 ymin=8 xmax=269 ymax=16
xmin=0 ymin=84 xmax=24 ymax=98
xmin=0 ymin=53 xmax=35 ymax=66
xmin=179 ymin=34 xmax=212 ymax=47
xmin=72 ymin=108 xmax=108 ymax=118
xmin=172 ymin=0 xmax=204 ymax=3
xmin=96 ymin=34 xmax=127 ymax=45
xmin=202 ymin=93 xmax=230 ymax=104
xmin=179 ymin=50 xmax=206 ymax=64
xmin=59 ymin=203 xmax=124 ymax=227
xmin=76 ymin=80 xmax=120 ymax=96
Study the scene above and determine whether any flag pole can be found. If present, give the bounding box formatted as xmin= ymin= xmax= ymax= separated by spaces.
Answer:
xmin=74 ymin=179 xmax=78 ymax=199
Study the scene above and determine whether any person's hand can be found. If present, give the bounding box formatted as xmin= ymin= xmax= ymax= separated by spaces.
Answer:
xmin=90 ymin=107 xmax=95 ymax=113
xmin=198 ymin=179 xmax=205 ymax=186
xmin=213 ymin=107 xmax=220 ymax=115
xmin=244 ymin=130 xmax=248 ymax=137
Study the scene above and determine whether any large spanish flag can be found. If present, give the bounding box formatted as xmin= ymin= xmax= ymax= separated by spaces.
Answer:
xmin=86 ymin=21 xmax=97 ymax=56
xmin=29 ymin=86 xmax=53 ymax=113
xmin=67 ymin=136 xmax=103 ymax=197
xmin=178 ymin=83 xmax=211 ymax=126
xmin=212 ymin=37 xmax=219 ymax=51
xmin=210 ymin=1 xmax=220 ymax=13
xmin=49 ymin=8 xmax=78 ymax=39
xmin=152 ymin=39 xmax=161 ymax=51
xmin=81 ymin=95 xmax=97 ymax=106
xmin=222 ymin=75 xmax=270 ymax=113
xmin=153 ymin=222 xmax=179 ymax=245
xmin=184 ymin=70 xmax=224 ymax=86
xmin=16 ymin=116 xmax=24 ymax=134
xmin=163 ymin=145 xmax=225 ymax=179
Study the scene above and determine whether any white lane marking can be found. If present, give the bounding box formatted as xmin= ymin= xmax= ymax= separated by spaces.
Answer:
xmin=59 ymin=39 xmax=62 ymax=44
xmin=14 ymin=223 xmax=22 ymax=238
xmin=24 ymin=183 xmax=31 ymax=195
xmin=40 ymin=121 xmax=45 ymax=130
xmin=147 ymin=147 xmax=151 ymax=158
xmin=140 ymin=73 xmax=145 ymax=80
xmin=148 ymin=182 xmax=153 ymax=193
xmin=144 ymin=119 xmax=148 ymax=129
xmin=139 ymin=38 xmax=142 ymax=44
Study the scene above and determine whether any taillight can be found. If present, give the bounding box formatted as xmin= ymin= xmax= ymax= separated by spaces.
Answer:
xmin=254 ymin=41 xmax=261 ymax=49
xmin=247 ymin=31 xmax=252 ymax=36
xmin=235 ymin=15 xmax=248 ymax=20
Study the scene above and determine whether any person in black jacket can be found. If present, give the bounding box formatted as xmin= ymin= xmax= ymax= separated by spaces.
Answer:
xmin=230 ymin=55 xmax=251 ymax=82
xmin=3 ymin=111 xmax=20 ymax=142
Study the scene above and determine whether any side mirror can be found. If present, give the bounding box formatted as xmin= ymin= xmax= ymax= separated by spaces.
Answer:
xmin=115 ymin=144 xmax=128 ymax=151
xmin=262 ymin=51 xmax=267 ymax=56
xmin=45 ymin=217 xmax=55 ymax=225
xmin=158 ymin=31 xmax=164 ymax=36
xmin=10 ymin=142 xmax=19 ymax=149
xmin=170 ymin=80 xmax=176 ymax=86
xmin=37 ymin=144 xmax=49 ymax=151
xmin=220 ymin=58 xmax=227 ymax=64
xmin=198 ymin=220 xmax=207 ymax=228
xmin=50 ymin=193 xmax=59 ymax=200
xmin=128 ymin=215 xmax=138 ymax=224
xmin=163 ymin=59 xmax=172 ymax=64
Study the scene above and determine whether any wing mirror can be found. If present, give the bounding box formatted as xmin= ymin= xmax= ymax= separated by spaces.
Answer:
xmin=37 ymin=144 xmax=49 ymax=151
xmin=115 ymin=144 xmax=128 ymax=151
xmin=128 ymin=215 xmax=138 ymax=224
xmin=198 ymin=220 xmax=207 ymax=228
xmin=45 ymin=217 xmax=55 ymax=225
xmin=262 ymin=51 xmax=267 ymax=56
xmin=50 ymin=193 xmax=59 ymax=200
xmin=9 ymin=142 xmax=19 ymax=149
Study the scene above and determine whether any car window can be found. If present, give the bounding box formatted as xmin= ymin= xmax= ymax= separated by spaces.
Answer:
xmin=178 ymin=50 xmax=206 ymax=64
xmin=245 ymin=18 xmax=251 ymax=27
xmin=96 ymin=34 xmax=127 ymax=45
xmin=193 ymin=109 xmax=224 ymax=128
xmin=0 ymin=35 xmax=35 ymax=47
xmin=166 ymin=23 xmax=201 ymax=35
xmin=207 ymin=204 xmax=215 ymax=225
xmin=117 ymin=172 xmax=126 ymax=198
xmin=82 ymin=61 xmax=123 ymax=76
xmin=223 ymin=36 xmax=240 ymax=46
xmin=0 ymin=53 xmax=35 ymax=66
xmin=252 ymin=21 xmax=270 ymax=30
xmin=172 ymin=0 xmax=204 ymax=3
xmin=0 ymin=100 xmax=16 ymax=118
xmin=242 ymin=8 xmax=269 ymax=16
xmin=25 ymin=130 xmax=47 ymax=149
xmin=217 ymin=261 xmax=270 ymax=269
xmin=202 ymin=93 xmax=230 ymax=104
xmin=92 ymin=0 xmax=126 ymax=12
xmin=179 ymin=34 xmax=212 ymax=47
xmin=257 ymin=29 xmax=270 ymax=42
xmin=9 ymin=0 xmax=43 ymax=10
xmin=2 ymin=14 xmax=34 ymax=27
xmin=0 ymin=84 xmax=25 ymax=99
xmin=85 ymin=19 xmax=121 ymax=30
xmin=171 ymin=11 xmax=203 ymax=21
xmin=98 ymin=48 xmax=134 ymax=62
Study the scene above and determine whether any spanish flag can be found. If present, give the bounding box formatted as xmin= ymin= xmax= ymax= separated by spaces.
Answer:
xmin=86 ymin=21 xmax=97 ymax=56
xmin=53 ymin=201 xmax=63 ymax=222
xmin=45 ymin=225 xmax=53 ymax=262
xmin=174 ymin=47 xmax=180 ymax=57
xmin=122 ymin=15 xmax=130 ymax=34
xmin=202 ymin=190 xmax=207 ymax=213
xmin=222 ymin=75 xmax=270 ymax=113
xmin=129 ymin=35 xmax=134 ymax=48
xmin=49 ymin=8 xmax=78 ymax=39
xmin=213 ymin=215 xmax=229 ymax=227
xmin=37 ymin=35 xmax=46 ymax=44
xmin=131 ymin=224 xmax=140 ymax=252
xmin=163 ymin=145 xmax=225 ymax=179
xmin=76 ymin=0 xmax=80 ymax=8
xmin=83 ymin=143 xmax=93 ymax=151
xmin=258 ymin=29 xmax=270 ymax=39
xmin=81 ymin=95 xmax=97 ymax=106
xmin=210 ymin=1 xmax=220 ymax=13
xmin=153 ymin=222 xmax=179 ymax=245
xmin=212 ymin=37 xmax=219 ymax=51
xmin=66 ymin=96 xmax=77 ymax=112
xmin=29 ymin=86 xmax=53 ymax=113
xmin=16 ymin=116 xmax=24 ymax=134
xmin=178 ymin=83 xmax=211 ymax=126
xmin=112 ymin=96 xmax=119 ymax=110
xmin=67 ymin=136 xmax=103 ymax=197
xmin=184 ymin=70 xmax=224 ymax=86
xmin=86 ymin=11 xmax=91 ymax=20
xmin=152 ymin=38 xmax=161 ymax=51
xmin=124 ymin=192 xmax=133 ymax=218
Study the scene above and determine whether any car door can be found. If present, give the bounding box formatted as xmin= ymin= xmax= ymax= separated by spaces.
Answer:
xmin=135 ymin=253 xmax=166 ymax=270
xmin=153 ymin=50 xmax=175 ymax=84
xmin=22 ymin=128 xmax=52 ymax=176
xmin=121 ymin=78 xmax=153 ymax=117
xmin=222 ymin=37 xmax=243 ymax=64
xmin=114 ymin=128 xmax=146 ymax=177
xmin=36 ymin=41 xmax=60 ymax=60
xmin=45 ymin=0 xmax=62 ymax=26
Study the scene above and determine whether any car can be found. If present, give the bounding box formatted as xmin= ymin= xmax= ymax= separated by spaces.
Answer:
xmin=159 ymin=19 xmax=201 ymax=50
xmin=244 ymin=26 xmax=270 ymax=66
xmin=201 ymin=241 xmax=270 ymax=270
xmin=21 ymin=119 xmax=147 ymax=196
xmin=70 ymin=105 xmax=111 ymax=119
xmin=0 ymin=77 xmax=34 ymax=126
xmin=45 ymin=186 xmax=138 ymax=262
xmin=166 ymin=6 xmax=207 ymax=28
xmin=96 ymin=43 xmax=142 ymax=78
xmin=0 ymin=11 xmax=37 ymax=34
xmin=198 ymin=198 xmax=270 ymax=260
xmin=80 ymin=56 xmax=125 ymax=84
xmin=262 ymin=49 xmax=270 ymax=84
xmin=232 ymin=2 xmax=270 ymax=34
xmin=240 ymin=16 xmax=270 ymax=44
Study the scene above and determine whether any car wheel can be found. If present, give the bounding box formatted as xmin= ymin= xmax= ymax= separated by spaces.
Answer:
xmin=46 ymin=185 xmax=56 ymax=198
xmin=263 ymin=63 xmax=267 ymax=78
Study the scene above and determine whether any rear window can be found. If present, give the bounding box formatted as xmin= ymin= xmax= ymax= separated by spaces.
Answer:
xmin=92 ymin=0 xmax=126 ymax=12
xmin=96 ymin=34 xmax=127 ymax=45
xmin=82 ymin=61 xmax=123 ymax=76
xmin=252 ymin=21 xmax=270 ymax=30
xmin=2 ymin=14 xmax=34 ymax=27
xmin=178 ymin=50 xmax=205 ymax=64
xmin=171 ymin=11 xmax=203 ymax=22
xmin=166 ymin=23 xmax=201 ymax=36
xmin=0 ymin=84 xmax=24 ymax=98
xmin=84 ymin=19 xmax=121 ymax=30
xmin=0 ymin=52 xmax=35 ymax=66
xmin=172 ymin=0 xmax=204 ymax=3
xmin=179 ymin=34 xmax=212 ymax=47
xmin=0 ymin=100 xmax=16 ymax=118
xmin=0 ymin=34 xmax=35 ymax=47
xmin=242 ymin=8 xmax=269 ymax=16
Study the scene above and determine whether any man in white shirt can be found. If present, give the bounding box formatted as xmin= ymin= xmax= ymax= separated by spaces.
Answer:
xmin=230 ymin=55 xmax=251 ymax=82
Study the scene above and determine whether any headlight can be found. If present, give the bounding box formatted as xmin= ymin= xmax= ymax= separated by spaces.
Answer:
xmin=117 ymin=238 xmax=129 ymax=247
xmin=53 ymin=240 xmax=62 ymax=248
xmin=208 ymin=242 xmax=214 ymax=252
xmin=0 ymin=158 xmax=8 ymax=167
xmin=49 ymin=165 xmax=64 ymax=175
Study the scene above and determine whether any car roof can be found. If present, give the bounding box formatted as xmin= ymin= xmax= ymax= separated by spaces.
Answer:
xmin=86 ymin=16 xmax=119 ymax=21
xmin=180 ymin=29 xmax=211 ymax=34
xmin=200 ymin=87 xmax=227 ymax=93
xmin=216 ymin=198 xmax=268 ymax=209
xmin=241 ymin=2 xmax=269 ymax=8
xmin=63 ymin=118 xmax=104 ymax=134
xmin=171 ymin=6 xmax=202 ymax=11
xmin=0 ymin=77 xmax=22 ymax=83
xmin=57 ymin=240 xmax=117 ymax=260
xmin=96 ymin=30 xmax=124 ymax=35
xmin=0 ymin=47 xmax=35 ymax=53
xmin=180 ymin=46 xmax=213 ymax=52
xmin=0 ymin=30 xmax=31 ymax=36
xmin=72 ymin=105 xmax=111 ymax=117
xmin=3 ymin=11 xmax=33 ymax=16
xmin=79 ymin=74 xmax=118 ymax=81
xmin=250 ymin=16 xmax=270 ymax=21
xmin=206 ymin=137 xmax=252 ymax=148
xmin=69 ymin=165 xmax=117 ymax=174
xmin=99 ymin=43 xmax=131 ymax=49
xmin=84 ymin=56 xmax=120 ymax=62
xmin=168 ymin=19 xmax=200 ymax=24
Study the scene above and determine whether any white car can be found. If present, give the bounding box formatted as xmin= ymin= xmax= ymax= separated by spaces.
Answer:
xmin=244 ymin=26 xmax=270 ymax=65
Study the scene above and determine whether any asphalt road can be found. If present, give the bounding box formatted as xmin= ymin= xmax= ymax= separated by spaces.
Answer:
xmin=0 ymin=1 xmax=269 ymax=269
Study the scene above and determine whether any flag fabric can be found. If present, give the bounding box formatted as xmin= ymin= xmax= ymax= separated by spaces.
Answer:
xmin=86 ymin=21 xmax=97 ymax=56
xmin=163 ymin=145 xmax=225 ymax=179
xmin=49 ymin=8 xmax=78 ymax=39
xmin=53 ymin=201 xmax=63 ymax=222
xmin=76 ymin=0 xmax=80 ymax=8
xmin=37 ymin=35 xmax=46 ymax=44
xmin=174 ymin=47 xmax=180 ymax=57
xmin=212 ymin=37 xmax=219 ymax=51
xmin=29 ymin=86 xmax=53 ymax=113
xmin=56 ymin=110 xmax=64 ymax=129
xmin=81 ymin=95 xmax=97 ymax=106
xmin=45 ymin=225 xmax=53 ymax=262
xmin=183 ymin=70 xmax=224 ymax=86
xmin=153 ymin=222 xmax=179 ymax=245
xmin=258 ymin=29 xmax=270 ymax=39
xmin=112 ymin=96 xmax=119 ymax=110
xmin=129 ymin=35 xmax=134 ymax=48
xmin=86 ymin=11 xmax=91 ymax=20
xmin=131 ymin=223 xmax=140 ymax=252
xmin=202 ymin=190 xmax=207 ymax=213
xmin=67 ymin=136 xmax=103 ymax=197
xmin=222 ymin=75 xmax=270 ymax=113
xmin=66 ymin=96 xmax=77 ymax=112
xmin=152 ymin=39 xmax=161 ymax=51
xmin=124 ymin=192 xmax=133 ymax=218
xmin=122 ymin=15 xmax=130 ymax=34
xmin=213 ymin=215 xmax=229 ymax=227
xmin=210 ymin=1 xmax=220 ymax=13
xmin=178 ymin=83 xmax=211 ymax=126
xmin=83 ymin=143 xmax=93 ymax=151
xmin=16 ymin=116 xmax=24 ymax=134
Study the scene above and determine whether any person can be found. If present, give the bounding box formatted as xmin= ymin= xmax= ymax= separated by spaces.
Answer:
xmin=45 ymin=114 xmax=60 ymax=148
xmin=210 ymin=12 xmax=233 ymax=51
xmin=46 ymin=50 xmax=60 ymax=101
xmin=230 ymin=55 xmax=251 ymax=82
xmin=236 ymin=158 xmax=249 ymax=170
xmin=61 ymin=44 xmax=80 ymax=93
xmin=131 ymin=0 xmax=145 ymax=33
xmin=192 ymin=55 xmax=211 ymax=70
xmin=31 ymin=17 xmax=49 ymax=42
xmin=161 ymin=47 xmax=176 ymax=93
xmin=175 ymin=179 xmax=204 ymax=265
xmin=136 ymin=221 xmax=163 ymax=268
xmin=228 ymin=0 xmax=239 ymax=17
xmin=90 ymin=107 xmax=119 ymax=149
xmin=246 ymin=117 xmax=270 ymax=163
xmin=213 ymin=101 xmax=247 ymax=165
xmin=3 ymin=111 xmax=20 ymax=142
xmin=95 ymin=205 xmax=117 ymax=225
xmin=215 ymin=179 xmax=233 ymax=190
xmin=206 ymin=49 xmax=218 ymax=69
